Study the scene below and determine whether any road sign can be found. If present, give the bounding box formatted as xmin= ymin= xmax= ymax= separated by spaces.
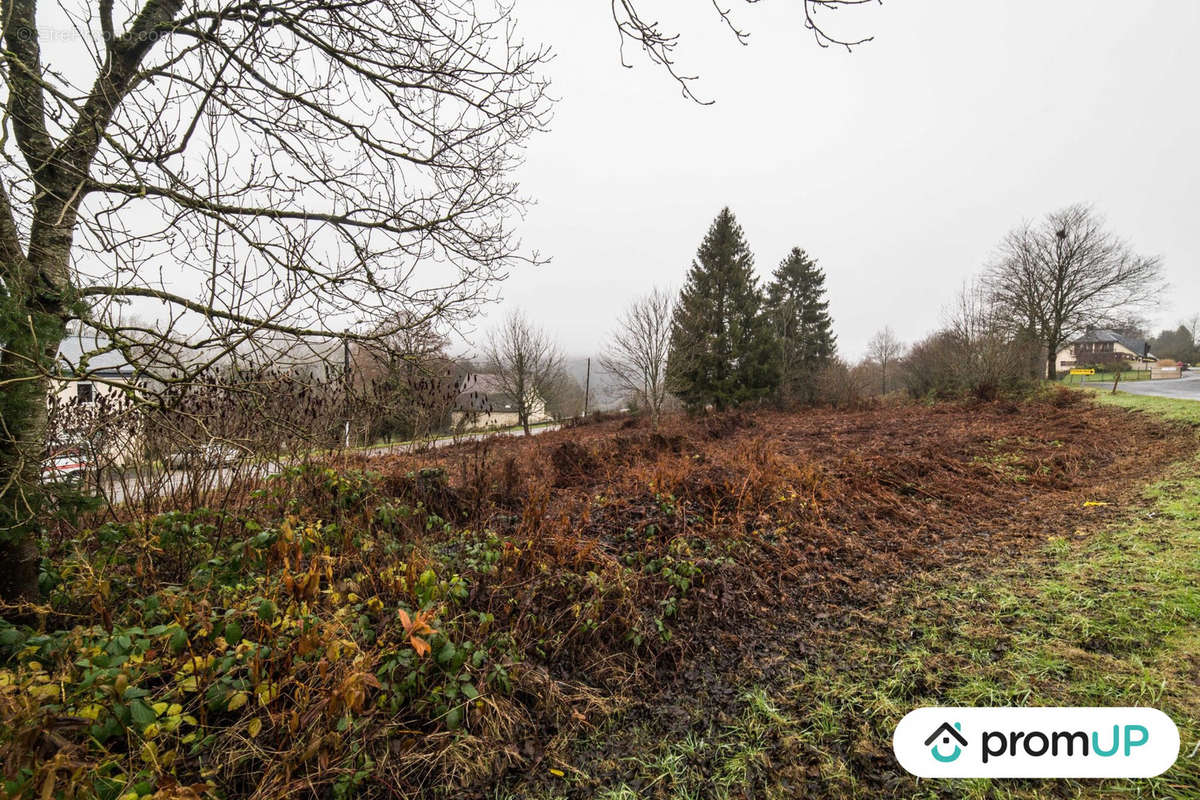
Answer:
xmin=1069 ymin=369 xmax=1095 ymax=375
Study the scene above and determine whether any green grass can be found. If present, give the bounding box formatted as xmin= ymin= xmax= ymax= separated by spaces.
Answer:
xmin=1060 ymin=370 xmax=1153 ymax=385
xmin=1086 ymin=389 xmax=1200 ymax=425
xmin=776 ymin=391 xmax=1200 ymax=798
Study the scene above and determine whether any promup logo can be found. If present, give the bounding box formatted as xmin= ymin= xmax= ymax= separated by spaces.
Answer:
xmin=924 ymin=722 xmax=967 ymax=762
xmin=894 ymin=707 xmax=1179 ymax=778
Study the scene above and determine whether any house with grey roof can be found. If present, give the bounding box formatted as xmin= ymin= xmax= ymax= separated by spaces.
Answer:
xmin=450 ymin=373 xmax=551 ymax=430
xmin=53 ymin=326 xmax=138 ymax=404
xmin=1055 ymin=329 xmax=1156 ymax=373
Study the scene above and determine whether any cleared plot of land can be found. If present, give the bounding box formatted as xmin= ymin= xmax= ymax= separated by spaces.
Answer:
xmin=2 ymin=391 xmax=1196 ymax=799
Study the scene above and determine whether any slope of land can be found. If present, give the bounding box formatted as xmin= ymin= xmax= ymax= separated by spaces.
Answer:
xmin=1 ymin=390 xmax=1196 ymax=799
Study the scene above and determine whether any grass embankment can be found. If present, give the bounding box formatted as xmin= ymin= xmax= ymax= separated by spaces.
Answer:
xmin=550 ymin=391 xmax=1200 ymax=800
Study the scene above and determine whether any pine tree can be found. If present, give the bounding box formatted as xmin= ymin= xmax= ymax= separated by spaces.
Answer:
xmin=765 ymin=247 xmax=837 ymax=403
xmin=667 ymin=208 xmax=778 ymax=410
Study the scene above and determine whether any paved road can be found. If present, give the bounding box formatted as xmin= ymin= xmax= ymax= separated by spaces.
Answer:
xmin=1114 ymin=373 xmax=1200 ymax=400
xmin=102 ymin=423 xmax=562 ymax=505
xmin=357 ymin=422 xmax=560 ymax=457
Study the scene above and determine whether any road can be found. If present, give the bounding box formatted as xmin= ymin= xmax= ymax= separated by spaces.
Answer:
xmin=101 ymin=423 xmax=562 ymax=506
xmin=1114 ymin=373 xmax=1200 ymax=400
xmin=356 ymin=422 xmax=560 ymax=457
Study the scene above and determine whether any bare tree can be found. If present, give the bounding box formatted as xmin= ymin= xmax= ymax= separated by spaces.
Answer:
xmin=866 ymin=326 xmax=904 ymax=394
xmin=543 ymin=368 xmax=586 ymax=421
xmin=983 ymin=205 xmax=1164 ymax=380
xmin=482 ymin=311 xmax=564 ymax=436
xmin=0 ymin=0 xmax=879 ymax=602
xmin=0 ymin=0 xmax=557 ymax=602
xmin=901 ymin=281 xmax=1037 ymax=399
xmin=612 ymin=1 xmax=875 ymax=101
xmin=600 ymin=287 xmax=673 ymax=427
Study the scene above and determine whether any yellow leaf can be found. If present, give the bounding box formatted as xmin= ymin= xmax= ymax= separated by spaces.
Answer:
xmin=549 ymin=768 xmax=564 ymax=777
xmin=227 ymin=691 xmax=249 ymax=711
xmin=78 ymin=703 xmax=105 ymax=720
xmin=29 ymin=683 xmax=59 ymax=700
xmin=152 ymin=702 xmax=169 ymax=716
xmin=1083 ymin=500 xmax=1109 ymax=507
xmin=143 ymin=723 xmax=160 ymax=738
xmin=256 ymin=682 xmax=279 ymax=706
xmin=247 ymin=718 xmax=263 ymax=738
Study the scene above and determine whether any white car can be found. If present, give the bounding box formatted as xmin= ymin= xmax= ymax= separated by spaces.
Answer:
xmin=41 ymin=444 xmax=89 ymax=484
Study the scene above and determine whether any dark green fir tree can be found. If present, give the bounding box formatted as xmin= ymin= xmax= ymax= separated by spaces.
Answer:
xmin=765 ymin=246 xmax=837 ymax=403
xmin=667 ymin=208 xmax=778 ymax=410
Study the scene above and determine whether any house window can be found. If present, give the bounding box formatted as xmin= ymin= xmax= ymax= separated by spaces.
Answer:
xmin=77 ymin=382 xmax=94 ymax=403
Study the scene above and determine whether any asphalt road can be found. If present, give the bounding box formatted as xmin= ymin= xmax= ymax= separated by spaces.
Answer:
xmin=102 ymin=423 xmax=561 ymax=506
xmin=1114 ymin=373 xmax=1200 ymax=400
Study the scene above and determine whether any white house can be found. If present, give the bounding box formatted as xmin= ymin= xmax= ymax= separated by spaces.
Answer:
xmin=1055 ymin=329 xmax=1155 ymax=373
xmin=450 ymin=373 xmax=551 ymax=430
xmin=53 ymin=326 xmax=138 ymax=405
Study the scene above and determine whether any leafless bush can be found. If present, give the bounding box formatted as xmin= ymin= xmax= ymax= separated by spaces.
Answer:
xmin=813 ymin=359 xmax=866 ymax=408
xmin=902 ymin=284 xmax=1040 ymax=400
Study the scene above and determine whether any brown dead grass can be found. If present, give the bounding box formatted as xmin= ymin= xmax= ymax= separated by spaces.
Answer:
xmin=358 ymin=393 xmax=1193 ymax=632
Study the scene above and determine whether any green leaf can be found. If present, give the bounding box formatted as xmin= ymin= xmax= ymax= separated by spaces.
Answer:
xmin=257 ymin=599 xmax=277 ymax=622
xmin=444 ymin=706 xmax=463 ymax=730
xmin=129 ymin=699 xmax=156 ymax=728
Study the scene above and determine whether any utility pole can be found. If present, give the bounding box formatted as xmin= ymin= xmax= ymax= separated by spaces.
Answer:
xmin=584 ymin=357 xmax=591 ymax=417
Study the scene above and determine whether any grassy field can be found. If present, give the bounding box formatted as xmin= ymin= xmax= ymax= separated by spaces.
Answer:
xmin=2 ymin=391 xmax=1197 ymax=799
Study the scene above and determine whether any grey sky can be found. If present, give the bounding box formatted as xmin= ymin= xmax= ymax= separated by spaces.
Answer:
xmin=472 ymin=0 xmax=1199 ymax=361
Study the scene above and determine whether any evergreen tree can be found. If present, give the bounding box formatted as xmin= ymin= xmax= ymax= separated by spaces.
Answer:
xmin=667 ymin=208 xmax=778 ymax=410
xmin=765 ymin=247 xmax=837 ymax=402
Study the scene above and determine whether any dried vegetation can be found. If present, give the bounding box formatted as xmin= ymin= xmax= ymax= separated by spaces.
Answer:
xmin=1 ymin=389 xmax=1195 ymax=798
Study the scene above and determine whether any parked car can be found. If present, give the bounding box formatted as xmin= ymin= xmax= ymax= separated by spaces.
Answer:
xmin=41 ymin=442 xmax=90 ymax=484
xmin=165 ymin=438 xmax=251 ymax=469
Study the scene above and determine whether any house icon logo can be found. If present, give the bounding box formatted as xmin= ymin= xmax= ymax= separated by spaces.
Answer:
xmin=924 ymin=721 xmax=967 ymax=763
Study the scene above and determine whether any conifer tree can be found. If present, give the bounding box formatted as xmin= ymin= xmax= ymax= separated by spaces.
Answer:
xmin=667 ymin=208 xmax=778 ymax=410
xmin=765 ymin=247 xmax=837 ymax=402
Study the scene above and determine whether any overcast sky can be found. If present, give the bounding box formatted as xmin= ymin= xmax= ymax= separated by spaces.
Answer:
xmin=465 ymin=0 xmax=1199 ymax=361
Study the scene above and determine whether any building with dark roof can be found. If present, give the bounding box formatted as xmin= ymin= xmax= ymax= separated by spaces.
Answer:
xmin=1055 ymin=329 xmax=1156 ymax=372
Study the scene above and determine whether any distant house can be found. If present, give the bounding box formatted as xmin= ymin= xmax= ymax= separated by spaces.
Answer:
xmin=451 ymin=373 xmax=551 ymax=430
xmin=1055 ymin=329 xmax=1155 ymax=372
xmin=53 ymin=326 xmax=138 ymax=404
